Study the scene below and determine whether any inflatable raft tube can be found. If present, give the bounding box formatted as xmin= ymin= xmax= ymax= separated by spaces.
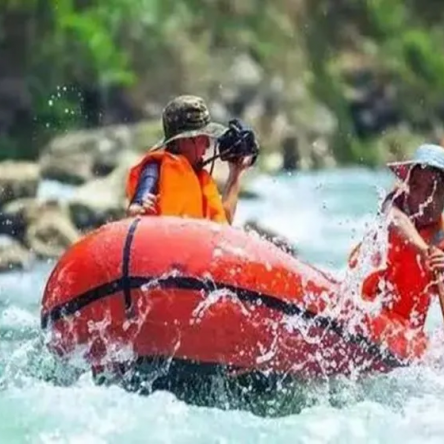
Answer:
xmin=40 ymin=216 xmax=427 ymax=386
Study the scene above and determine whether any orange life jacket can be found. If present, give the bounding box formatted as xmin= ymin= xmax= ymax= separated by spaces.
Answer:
xmin=126 ymin=149 xmax=228 ymax=224
xmin=348 ymin=217 xmax=444 ymax=329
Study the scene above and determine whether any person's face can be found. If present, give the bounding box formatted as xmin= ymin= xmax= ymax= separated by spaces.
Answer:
xmin=406 ymin=165 xmax=444 ymax=224
xmin=177 ymin=136 xmax=210 ymax=166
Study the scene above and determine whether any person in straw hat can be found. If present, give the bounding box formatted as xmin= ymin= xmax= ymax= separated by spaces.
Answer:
xmin=125 ymin=95 xmax=253 ymax=224
xmin=384 ymin=143 xmax=444 ymax=251
xmin=348 ymin=143 xmax=444 ymax=331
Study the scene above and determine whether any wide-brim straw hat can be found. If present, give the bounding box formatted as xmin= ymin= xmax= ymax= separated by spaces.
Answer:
xmin=387 ymin=143 xmax=444 ymax=181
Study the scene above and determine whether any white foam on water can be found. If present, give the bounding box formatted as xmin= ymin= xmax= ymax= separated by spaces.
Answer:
xmin=2 ymin=368 xmax=444 ymax=443
xmin=0 ymin=307 xmax=39 ymax=330
xmin=37 ymin=180 xmax=78 ymax=201
xmin=1 ymin=169 xmax=444 ymax=443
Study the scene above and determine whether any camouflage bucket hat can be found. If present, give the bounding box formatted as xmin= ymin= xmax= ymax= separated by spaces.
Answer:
xmin=151 ymin=95 xmax=227 ymax=149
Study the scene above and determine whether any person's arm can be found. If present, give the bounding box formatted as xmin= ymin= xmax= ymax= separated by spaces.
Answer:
xmin=127 ymin=162 xmax=160 ymax=217
xmin=221 ymin=169 xmax=243 ymax=224
xmin=386 ymin=205 xmax=429 ymax=257
xmin=221 ymin=157 xmax=253 ymax=224
xmin=384 ymin=195 xmax=444 ymax=273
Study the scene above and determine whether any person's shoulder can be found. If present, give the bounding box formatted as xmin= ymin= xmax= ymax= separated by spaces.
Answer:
xmin=381 ymin=185 xmax=405 ymax=214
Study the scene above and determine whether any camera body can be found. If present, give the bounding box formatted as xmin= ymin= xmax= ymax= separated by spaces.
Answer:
xmin=217 ymin=119 xmax=259 ymax=165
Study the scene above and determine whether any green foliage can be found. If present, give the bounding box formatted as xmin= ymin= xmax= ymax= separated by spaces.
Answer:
xmin=298 ymin=0 xmax=444 ymax=163
xmin=358 ymin=0 xmax=444 ymax=124
xmin=2 ymin=0 xmax=444 ymax=165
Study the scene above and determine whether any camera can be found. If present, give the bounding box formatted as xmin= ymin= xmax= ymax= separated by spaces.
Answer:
xmin=217 ymin=119 xmax=259 ymax=165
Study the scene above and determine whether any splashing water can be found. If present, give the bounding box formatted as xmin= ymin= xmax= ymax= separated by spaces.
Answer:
xmin=191 ymin=288 xmax=250 ymax=325
xmin=2 ymin=171 xmax=444 ymax=442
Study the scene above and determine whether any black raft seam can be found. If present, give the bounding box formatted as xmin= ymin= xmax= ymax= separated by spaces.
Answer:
xmin=41 ymin=279 xmax=123 ymax=330
xmin=40 ymin=275 xmax=404 ymax=369
xmin=122 ymin=217 xmax=141 ymax=313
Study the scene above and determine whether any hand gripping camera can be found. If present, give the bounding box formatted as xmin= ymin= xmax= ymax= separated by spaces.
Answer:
xmin=216 ymin=118 xmax=260 ymax=166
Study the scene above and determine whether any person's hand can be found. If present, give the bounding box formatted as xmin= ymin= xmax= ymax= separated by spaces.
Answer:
xmin=127 ymin=194 xmax=158 ymax=216
xmin=227 ymin=156 xmax=252 ymax=177
xmin=426 ymin=246 xmax=444 ymax=272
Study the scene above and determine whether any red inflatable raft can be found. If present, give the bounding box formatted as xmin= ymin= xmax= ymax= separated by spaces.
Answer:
xmin=40 ymin=216 xmax=428 ymax=383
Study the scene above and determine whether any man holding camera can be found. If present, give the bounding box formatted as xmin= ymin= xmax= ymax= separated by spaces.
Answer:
xmin=126 ymin=95 xmax=257 ymax=224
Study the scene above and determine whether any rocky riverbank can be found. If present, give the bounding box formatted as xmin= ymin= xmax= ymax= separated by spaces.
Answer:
xmin=0 ymin=121 xmax=297 ymax=273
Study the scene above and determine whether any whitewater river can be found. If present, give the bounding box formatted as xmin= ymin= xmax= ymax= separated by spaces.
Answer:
xmin=1 ymin=168 xmax=444 ymax=443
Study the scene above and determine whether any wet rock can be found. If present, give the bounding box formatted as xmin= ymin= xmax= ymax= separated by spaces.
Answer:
xmin=0 ymin=198 xmax=32 ymax=239
xmin=129 ymin=120 xmax=164 ymax=153
xmin=39 ymin=132 xmax=93 ymax=184
xmin=0 ymin=198 xmax=81 ymax=258
xmin=0 ymin=235 xmax=34 ymax=272
xmin=39 ymin=121 xmax=162 ymax=185
xmin=1 ymin=198 xmax=55 ymax=241
xmin=68 ymin=152 xmax=141 ymax=231
xmin=262 ymin=152 xmax=284 ymax=174
xmin=220 ymin=54 xmax=264 ymax=116
xmin=0 ymin=161 xmax=40 ymax=207
xmin=25 ymin=204 xmax=81 ymax=258
xmin=39 ymin=127 xmax=128 ymax=184
xmin=282 ymin=130 xmax=301 ymax=171
xmin=310 ymin=138 xmax=337 ymax=169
